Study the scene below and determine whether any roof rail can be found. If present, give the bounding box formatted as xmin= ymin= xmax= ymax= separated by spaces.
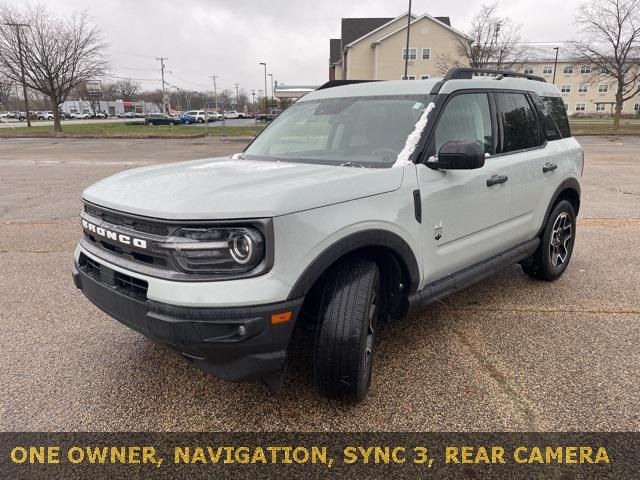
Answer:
xmin=430 ymin=67 xmax=546 ymax=95
xmin=316 ymin=80 xmax=379 ymax=90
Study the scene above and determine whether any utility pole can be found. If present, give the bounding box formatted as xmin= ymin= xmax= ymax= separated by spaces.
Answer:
xmin=251 ymin=89 xmax=256 ymax=114
xmin=5 ymin=22 xmax=32 ymax=127
xmin=403 ymin=0 xmax=412 ymax=80
xmin=210 ymin=75 xmax=218 ymax=111
xmin=552 ymin=47 xmax=559 ymax=84
xmin=493 ymin=21 xmax=502 ymax=67
xmin=259 ymin=62 xmax=268 ymax=117
xmin=156 ymin=57 xmax=168 ymax=113
xmin=234 ymin=83 xmax=239 ymax=109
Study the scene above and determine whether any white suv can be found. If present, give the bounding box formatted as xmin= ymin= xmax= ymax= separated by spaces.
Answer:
xmin=73 ymin=68 xmax=582 ymax=402
xmin=183 ymin=110 xmax=208 ymax=123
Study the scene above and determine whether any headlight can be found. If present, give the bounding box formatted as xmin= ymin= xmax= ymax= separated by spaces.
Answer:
xmin=153 ymin=227 xmax=265 ymax=273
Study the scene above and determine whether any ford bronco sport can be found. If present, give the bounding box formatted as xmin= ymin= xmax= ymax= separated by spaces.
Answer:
xmin=73 ymin=68 xmax=583 ymax=403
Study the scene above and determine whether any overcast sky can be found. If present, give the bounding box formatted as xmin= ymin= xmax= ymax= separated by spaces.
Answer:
xmin=6 ymin=0 xmax=581 ymax=94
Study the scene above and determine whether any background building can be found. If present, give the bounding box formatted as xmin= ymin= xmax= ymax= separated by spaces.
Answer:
xmin=273 ymin=84 xmax=318 ymax=101
xmin=59 ymin=99 xmax=161 ymax=116
xmin=504 ymin=45 xmax=640 ymax=116
xmin=329 ymin=13 xmax=468 ymax=81
xmin=329 ymin=16 xmax=640 ymax=117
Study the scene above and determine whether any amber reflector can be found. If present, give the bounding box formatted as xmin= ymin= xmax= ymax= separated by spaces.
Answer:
xmin=271 ymin=311 xmax=293 ymax=325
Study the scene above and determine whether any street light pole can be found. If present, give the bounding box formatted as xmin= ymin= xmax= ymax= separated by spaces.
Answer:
xmin=552 ymin=47 xmax=559 ymax=84
xmin=268 ymin=73 xmax=274 ymax=109
xmin=5 ymin=22 xmax=31 ymax=127
xmin=259 ymin=62 xmax=268 ymax=117
xmin=210 ymin=75 xmax=218 ymax=111
xmin=234 ymin=83 xmax=239 ymax=109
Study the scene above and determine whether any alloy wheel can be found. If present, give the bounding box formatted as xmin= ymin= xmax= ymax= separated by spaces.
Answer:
xmin=549 ymin=212 xmax=572 ymax=268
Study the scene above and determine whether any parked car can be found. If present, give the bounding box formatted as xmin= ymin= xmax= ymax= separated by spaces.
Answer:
xmin=73 ymin=68 xmax=582 ymax=402
xmin=69 ymin=112 xmax=90 ymax=119
xmin=179 ymin=114 xmax=197 ymax=124
xmin=11 ymin=111 xmax=26 ymax=121
xmin=35 ymin=111 xmax=54 ymax=120
xmin=144 ymin=113 xmax=180 ymax=126
xmin=92 ymin=112 xmax=108 ymax=119
xmin=256 ymin=109 xmax=282 ymax=121
xmin=223 ymin=110 xmax=247 ymax=119
xmin=182 ymin=110 xmax=207 ymax=123
xmin=206 ymin=111 xmax=223 ymax=121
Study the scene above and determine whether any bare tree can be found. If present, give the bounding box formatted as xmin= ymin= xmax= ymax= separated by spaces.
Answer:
xmin=0 ymin=5 xmax=108 ymax=132
xmin=438 ymin=2 xmax=527 ymax=73
xmin=570 ymin=0 xmax=640 ymax=128
xmin=113 ymin=79 xmax=140 ymax=100
xmin=0 ymin=74 xmax=11 ymax=107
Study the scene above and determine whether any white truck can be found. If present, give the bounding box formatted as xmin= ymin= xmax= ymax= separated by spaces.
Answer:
xmin=73 ymin=68 xmax=582 ymax=402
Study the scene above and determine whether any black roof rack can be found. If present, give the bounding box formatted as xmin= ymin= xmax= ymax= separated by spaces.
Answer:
xmin=316 ymin=80 xmax=379 ymax=90
xmin=430 ymin=67 xmax=546 ymax=95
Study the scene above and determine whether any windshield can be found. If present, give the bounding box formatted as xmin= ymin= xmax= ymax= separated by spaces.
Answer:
xmin=244 ymin=94 xmax=432 ymax=167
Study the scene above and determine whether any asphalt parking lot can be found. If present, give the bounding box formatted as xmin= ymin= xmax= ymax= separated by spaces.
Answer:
xmin=0 ymin=136 xmax=638 ymax=432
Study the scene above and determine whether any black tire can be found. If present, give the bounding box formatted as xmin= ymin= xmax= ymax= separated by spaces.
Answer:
xmin=169 ymin=121 xmax=175 ymax=126
xmin=148 ymin=121 xmax=154 ymax=126
xmin=197 ymin=118 xmax=205 ymax=124
xmin=314 ymin=259 xmax=380 ymax=403
xmin=522 ymin=200 xmax=576 ymax=281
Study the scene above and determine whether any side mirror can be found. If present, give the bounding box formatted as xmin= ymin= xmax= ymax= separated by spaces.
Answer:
xmin=427 ymin=140 xmax=486 ymax=170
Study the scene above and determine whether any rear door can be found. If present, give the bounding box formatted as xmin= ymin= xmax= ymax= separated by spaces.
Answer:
xmin=493 ymin=91 xmax=557 ymax=243
xmin=417 ymin=91 xmax=514 ymax=283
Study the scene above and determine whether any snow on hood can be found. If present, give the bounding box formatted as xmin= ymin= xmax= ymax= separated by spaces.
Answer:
xmin=393 ymin=102 xmax=436 ymax=167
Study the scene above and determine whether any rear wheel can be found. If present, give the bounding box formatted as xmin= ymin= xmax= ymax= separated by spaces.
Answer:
xmin=148 ymin=121 xmax=154 ymax=126
xmin=522 ymin=200 xmax=576 ymax=281
xmin=314 ymin=259 xmax=380 ymax=403
xmin=197 ymin=118 xmax=205 ymax=124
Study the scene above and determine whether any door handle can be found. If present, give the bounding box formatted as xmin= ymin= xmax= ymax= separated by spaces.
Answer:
xmin=543 ymin=162 xmax=558 ymax=173
xmin=486 ymin=174 xmax=508 ymax=186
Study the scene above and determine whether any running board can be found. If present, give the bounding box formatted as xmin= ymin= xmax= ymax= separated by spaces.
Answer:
xmin=408 ymin=238 xmax=540 ymax=310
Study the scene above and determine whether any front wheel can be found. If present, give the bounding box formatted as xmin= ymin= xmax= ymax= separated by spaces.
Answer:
xmin=314 ymin=259 xmax=380 ymax=403
xmin=522 ymin=200 xmax=576 ymax=281
xmin=147 ymin=121 xmax=154 ymax=126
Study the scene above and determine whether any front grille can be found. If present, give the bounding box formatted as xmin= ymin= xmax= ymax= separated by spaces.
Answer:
xmin=82 ymin=203 xmax=172 ymax=269
xmin=84 ymin=231 xmax=168 ymax=267
xmin=83 ymin=255 xmax=101 ymax=278
xmin=84 ymin=205 xmax=170 ymax=236
xmin=79 ymin=253 xmax=148 ymax=300
xmin=114 ymin=271 xmax=148 ymax=300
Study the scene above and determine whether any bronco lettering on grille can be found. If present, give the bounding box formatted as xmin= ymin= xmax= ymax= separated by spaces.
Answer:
xmin=82 ymin=219 xmax=148 ymax=249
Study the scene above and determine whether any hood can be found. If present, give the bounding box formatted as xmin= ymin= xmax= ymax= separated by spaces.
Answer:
xmin=82 ymin=157 xmax=405 ymax=219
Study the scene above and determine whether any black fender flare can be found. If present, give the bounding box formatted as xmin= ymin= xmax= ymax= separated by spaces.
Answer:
xmin=286 ymin=229 xmax=420 ymax=300
xmin=537 ymin=177 xmax=581 ymax=237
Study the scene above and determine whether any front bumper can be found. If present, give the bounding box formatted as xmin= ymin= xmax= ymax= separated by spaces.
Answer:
xmin=72 ymin=256 xmax=304 ymax=386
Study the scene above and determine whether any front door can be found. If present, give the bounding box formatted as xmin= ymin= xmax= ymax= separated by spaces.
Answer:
xmin=417 ymin=92 xmax=514 ymax=284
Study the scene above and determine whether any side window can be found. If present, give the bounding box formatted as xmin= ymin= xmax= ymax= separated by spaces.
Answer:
xmin=531 ymin=94 xmax=562 ymax=141
xmin=495 ymin=93 xmax=542 ymax=152
xmin=432 ymin=93 xmax=494 ymax=156
xmin=541 ymin=96 xmax=571 ymax=138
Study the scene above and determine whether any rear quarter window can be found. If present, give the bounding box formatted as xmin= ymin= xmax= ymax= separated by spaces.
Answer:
xmin=541 ymin=96 xmax=571 ymax=138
